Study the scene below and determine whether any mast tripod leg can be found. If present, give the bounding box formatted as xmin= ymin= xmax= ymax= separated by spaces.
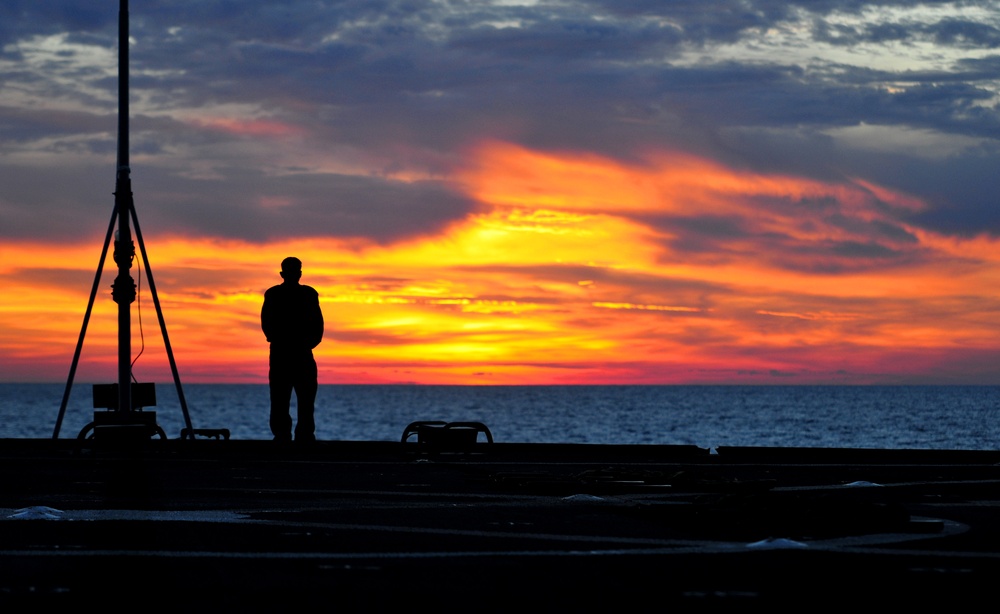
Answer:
xmin=53 ymin=206 xmax=119 ymax=439
xmin=129 ymin=205 xmax=194 ymax=434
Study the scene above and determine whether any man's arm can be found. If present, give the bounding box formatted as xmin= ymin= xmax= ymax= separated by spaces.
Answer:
xmin=308 ymin=288 xmax=324 ymax=349
xmin=261 ymin=288 xmax=275 ymax=342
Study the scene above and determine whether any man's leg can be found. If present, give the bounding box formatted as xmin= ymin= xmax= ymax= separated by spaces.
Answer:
xmin=293 ymin=355 xmax=318 ymax=442
xmin=269 ymin=354 xmax=294 ymax=440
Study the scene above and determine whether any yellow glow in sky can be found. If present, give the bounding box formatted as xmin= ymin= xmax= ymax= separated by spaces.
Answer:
xmin=3 ymin=141 xmax=1000 ymax=386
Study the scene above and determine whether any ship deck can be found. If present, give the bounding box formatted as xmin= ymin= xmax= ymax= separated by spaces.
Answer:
xmin=2 ymin=437 xmax=999 ymax=610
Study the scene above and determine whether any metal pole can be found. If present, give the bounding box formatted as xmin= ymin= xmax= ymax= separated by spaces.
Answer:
xmin=117 ymin=0 xmax=129 ymax=174
xmin=112 ymin=0 xmax=135 ymax=414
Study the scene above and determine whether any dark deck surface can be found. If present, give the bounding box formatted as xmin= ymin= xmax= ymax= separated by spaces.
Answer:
xmin=2 ymin=437 xmax=1000 ymax=610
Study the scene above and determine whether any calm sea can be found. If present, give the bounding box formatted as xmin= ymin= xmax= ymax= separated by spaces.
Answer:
xmin=2 ymin=383 xmax=999 ymax=450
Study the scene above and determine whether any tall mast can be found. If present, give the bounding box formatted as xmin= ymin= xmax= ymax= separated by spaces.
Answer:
xmin=117 ymin=0 xmax=129 ymax=174
xmin=112 ymin=0 xmax=135 ymax=415
xmin=54 ymin=0 xmax=196 ymax=440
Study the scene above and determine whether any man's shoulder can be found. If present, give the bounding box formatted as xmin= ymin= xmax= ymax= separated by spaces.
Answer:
xmin=264 ymin=283 xmax=318 ymax=300
xmin=289 ymin=284 xmax=319 ymax=299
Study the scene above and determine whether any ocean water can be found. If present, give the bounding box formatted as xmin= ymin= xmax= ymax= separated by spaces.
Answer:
xmin=2 ymin=383 xmax=999 ymax=450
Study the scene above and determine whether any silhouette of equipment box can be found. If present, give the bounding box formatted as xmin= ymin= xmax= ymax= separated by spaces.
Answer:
xmin=87 ymin=384 xmax=163 ymax=440
xmin=87 ymin=409 xmax=163 ymax=441
xmin=92 ymin=382 xmax=156 ymax=410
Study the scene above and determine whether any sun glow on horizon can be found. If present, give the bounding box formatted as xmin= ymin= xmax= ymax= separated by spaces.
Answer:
xmin=4 ymin=141 xmax=1000 ymax=387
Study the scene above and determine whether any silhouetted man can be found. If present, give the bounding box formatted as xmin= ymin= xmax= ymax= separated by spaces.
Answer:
xmin=261 ymin=257 xmax=324 ymax=441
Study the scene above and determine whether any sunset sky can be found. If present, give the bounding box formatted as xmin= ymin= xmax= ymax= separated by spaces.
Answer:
xmin=2 ymin=1 xmax=1000 ymax=386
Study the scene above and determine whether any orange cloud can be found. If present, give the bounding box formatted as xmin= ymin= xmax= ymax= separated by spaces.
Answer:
xmin=4 ymin=141 xmax=1000 ymax=388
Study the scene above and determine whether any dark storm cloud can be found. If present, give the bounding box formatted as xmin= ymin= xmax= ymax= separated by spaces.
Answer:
xmin=446 ymin=16 xmax=683 ymax=61
xmin=930 ymin=19 xmax=1000 ymax=47
xmin=0 ymin=2 xmax=109 ymax=47
xmin=0 ymin=163 xmax=115 ymax=241
xmin=814 ymin=16 xmax=1000 ymax=48
xmin=585 ymin=0 xmax=799 ymax=40
xmin=0 ymin=105 xmax=113 ymax=145
xmin=882 ymin=150 xmax=1000 ymax=236
xmin=642 ymin=207 xmax=929 ymax=275
xmin=133 ymin=167 xmax=478 ymax=243
xmin=2 ymin=0 xmax=999 ymax=243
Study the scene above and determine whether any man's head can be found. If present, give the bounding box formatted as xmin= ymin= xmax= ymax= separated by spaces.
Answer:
xmin=280 ymin=257 xmax=302 ymax=283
